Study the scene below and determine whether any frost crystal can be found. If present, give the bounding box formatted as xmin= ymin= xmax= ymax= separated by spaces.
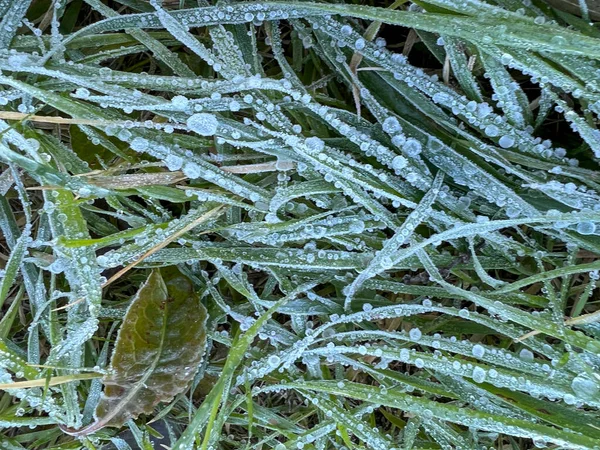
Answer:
xmin=305 ymin=137 xmax=325 ymax=152
xmin=472 ymin=344 xmax=485 ymax=358
xmin=409 ymin=328 xmax=422 ymax=341
xmin=187 ymin=113 xmax=219 ymax=136
xmin=498 ymin=135 xmax=515 ymax=148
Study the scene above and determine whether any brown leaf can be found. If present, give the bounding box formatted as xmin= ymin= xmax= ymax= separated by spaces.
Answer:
xmin=61 ymin=268 xmax=207 ymax=436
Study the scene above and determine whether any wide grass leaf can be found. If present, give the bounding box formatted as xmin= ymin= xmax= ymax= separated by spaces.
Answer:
xmin=62 ymin=268 xmax=207 ymax=436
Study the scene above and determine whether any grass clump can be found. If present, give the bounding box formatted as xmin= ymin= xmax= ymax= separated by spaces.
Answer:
xmin=1 ymin=0 xmax=600 ymax=449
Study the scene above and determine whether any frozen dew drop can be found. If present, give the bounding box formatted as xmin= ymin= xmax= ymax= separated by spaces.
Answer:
xmin=403 ymin=138 xmax=422 ymax=157
xmin=505 ymin=206 xmax=521 ymax=218
xmin=380 ymin=256 xmax=393 ymax=269
xmin=472 ymin=344 xmax=485 ymax=358
xmin=165 ymin=154 xmax=183 ymax=171
xmin=305 ymin=137 xmax=325 ymax=152
xmin=498 ymin=135 xmax=515 ymax=148
xmin=484 ymin=124 xmax=499 ymax=137
xmin=183 ymin=163 xmax=202 ymax=179
xmin=571 ymin=374 xmax=600 ymax=398
xmin=382 ymin=116 xmax=401 ymax=133
xmin=355 ymin=38 xmax=366 ymax=50
xmin=130 ymin=137 xmax=149 ymax=151
xmin=187 ymin=113 xmax=219 ymax=136
xmin=171 ymin=95 xmax=189 ymax=108
xmin=577 ymin=221 xmax=596 ymax=235
xmin=391 ymin=134 xmax=406 ymax=147
xmin=472 ymin=367 xmax=487 ymax=383
xmin=118 ymin=129 xmax=132 ymax=141
xmin=75 ymin=87 xmax=90 ymax=99
xmin=458 ymin=308 xmax=470 ymax=318
xmin=392 ymin=155 xmax=407 ymax=171
xmin=519 ymin=348 xmax=534 ymax=362
xmin=409 ymin=327 xmax=422 ymax=341
xmin=500 ymin=53 xmax=513 ymax=65
xmin=78 ymin=187 xmax=92 ymax=197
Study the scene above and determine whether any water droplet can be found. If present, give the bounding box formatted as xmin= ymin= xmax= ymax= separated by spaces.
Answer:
xmin=472 ymin=367 xmax=486 ymax=383
xmin=392 ymin=155 xmax=407 ymax=171
xmin=355 ymin=38 xmax=366 ymax=50
xmin=498 ymin=135 xmax=515 ymax=148
xmin=187 ymin=113 xmax=219 ymax=136
xmin=577 ymin=221 xmax=596 ymax=235
xmin=305 ymin=137 xmax=325 ymax=152
xmin=571 ymin=374 xmax=599 ymax=398
xmin=403 ymin=138 xmax=422 ymax=157
xmin=130 ymin=137 xmax=149 ymax=151
xmin=382 ymin=117 xmax=401 ymax=133
xmin=484 ymin=124 xmax=499 ymax=137
xmin=519 ymin=348 xmax=534 ymax=362
xmin=472 ymin=344 xmax=485 ymax=358
xmin=409 ymin=328 xmax=422 ymax=341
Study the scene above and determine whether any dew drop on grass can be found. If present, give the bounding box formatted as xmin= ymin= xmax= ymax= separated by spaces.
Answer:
xmin=183 ymin=163 xmax=201 ymax=179
xmin=305 ymin=137 xmax=325 ymax=152
xmin=268 ymin=355 xmax=281 ymax=367
xmin=403 ymin=138 xmax=422 ymax=157
xmin=171 ymin=95 xmax=189 ymax=108
xmin=498 ymin=135 xmax=515 ymax=148
xmin=165 ymin=154 xmax=183 ymax=171
xmin=472 ymin=367 xmax=487 ymax=383
xmin=409 ymin=328 xmax=422 ymax=341
xmin=505 ymin=206 xmax=521 ymax=218
xmin=130 ymin=137 xmax=149 ymax=151
xmin=392 ymin=155 xmax=407 ymax=171
xmin=484 ymin=125 xmax=499 ymax=137
xmin=187 ymin=113 xmax=219 ymax=136
xmin=472 ymin=344 xmax=485 ymax=358
xmin=519 ymin=348 xmax=534 ymax=362
xmin=577 ymin=221 xmax=596 ymax=235
xmin=571 ymin=374 xmax=599 ymax=398
xmin=382 ymin=117 xmax=401 ymax=133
